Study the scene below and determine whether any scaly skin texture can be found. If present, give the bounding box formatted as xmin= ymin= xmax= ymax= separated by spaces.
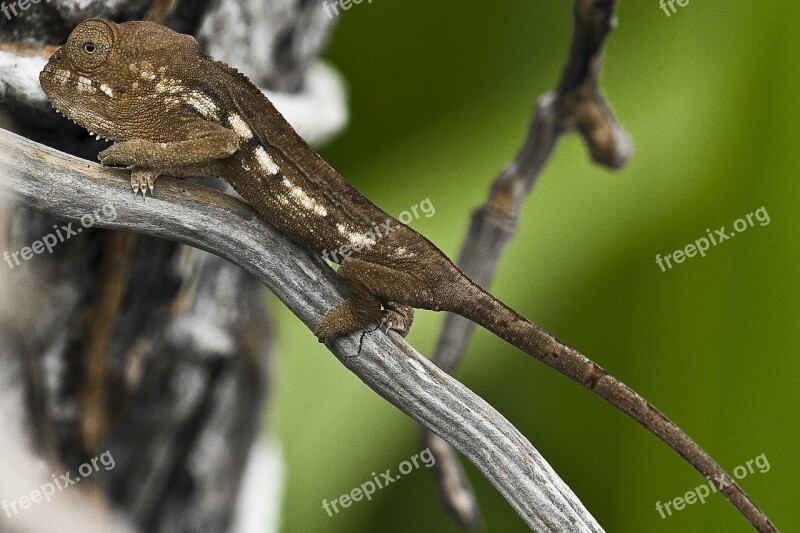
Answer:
xmin=39 ymin=19 xmax=775 ymax=531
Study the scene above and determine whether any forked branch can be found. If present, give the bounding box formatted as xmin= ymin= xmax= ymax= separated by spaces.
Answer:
xmin=423 ymin=0 xmax=631 ymax=524
xmin=0 ymin=127 xmax=603 ymax=532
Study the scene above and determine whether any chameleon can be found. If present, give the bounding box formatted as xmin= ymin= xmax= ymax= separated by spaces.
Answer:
xmin=39 ymin=19 xmax=774 ymax=531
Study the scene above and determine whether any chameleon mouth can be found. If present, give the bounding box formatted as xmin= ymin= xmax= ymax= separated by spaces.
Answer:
xmin=52 ymin=104 xmax=114 ymax=142
xmin=46 ymin=99 xmax=115 ymax=142
xmin=41 ymin=72 xmax=116 ymax=142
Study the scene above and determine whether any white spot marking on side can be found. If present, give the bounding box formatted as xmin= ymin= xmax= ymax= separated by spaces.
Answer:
xmin=254 ymin=146 xmax=280 ymax=175
xmin=396 ymin=246 xmax=416 ymax=258
xmin=155 ymin=80 xmax=185 ymax=94
xmin=336 ymin=223 xmax=375 ymax=247
xmin=348 ymin=232 xmax=377 ymax=247
xmin=186 ymin=91 xmax=219 ymax=120
xmin=99 ymin=84 xmax=113 ymax=98
xmin=227 ymin=113 xmax=254 ymax=140
xmin=281 ymin=177 xmax=327 ymax=216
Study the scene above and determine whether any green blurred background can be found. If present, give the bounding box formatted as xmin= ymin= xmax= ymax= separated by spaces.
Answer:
xmin=270 ymin=1 xmax=798 ymax=531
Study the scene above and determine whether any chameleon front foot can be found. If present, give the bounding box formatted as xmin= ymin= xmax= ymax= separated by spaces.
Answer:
xmin=130 ymin=169 xmax=160 ymax=197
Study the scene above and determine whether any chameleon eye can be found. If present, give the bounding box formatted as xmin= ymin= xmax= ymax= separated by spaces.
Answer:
xmin=65 ymin=20 xmax=115 ymax=72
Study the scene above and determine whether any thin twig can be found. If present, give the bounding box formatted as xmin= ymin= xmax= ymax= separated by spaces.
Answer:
xmin=79 ymin=231 xmax=136 ymax=455
xmin=0 ymin=127 xmax=604 ymax=532
xmin=423 ymin=0 xmax=633 ymax=524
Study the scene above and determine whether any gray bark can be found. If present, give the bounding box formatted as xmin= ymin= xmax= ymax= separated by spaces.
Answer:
xmin=0 ymin=1 xmax=340 ymax=532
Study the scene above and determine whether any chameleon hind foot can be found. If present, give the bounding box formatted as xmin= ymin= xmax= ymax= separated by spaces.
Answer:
xmin=380 ymin=303 xmax=414 ymax=337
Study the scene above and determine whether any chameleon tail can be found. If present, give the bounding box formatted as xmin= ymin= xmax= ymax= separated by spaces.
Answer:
xmin=447 ymin=280 xmax=776 ymax=532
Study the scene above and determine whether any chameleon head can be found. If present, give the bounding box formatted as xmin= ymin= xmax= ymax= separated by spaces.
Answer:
xmin=40 ymin=18 xmax=203 ymax=143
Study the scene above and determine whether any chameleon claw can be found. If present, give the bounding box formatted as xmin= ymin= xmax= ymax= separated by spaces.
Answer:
xmin=379 ymin=304 xmax=415 ymax=338
xmin=131 ymin=182 xmax=145 ymax=198
xmin=130 ymin=169 xmax=159 ymax=199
